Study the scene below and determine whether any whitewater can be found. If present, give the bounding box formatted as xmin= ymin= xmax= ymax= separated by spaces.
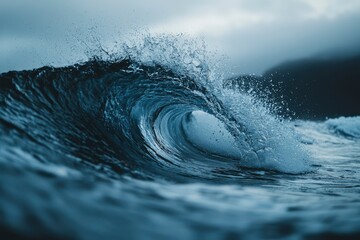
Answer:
xmin=0 ymin=36 xmax=359 ymax=239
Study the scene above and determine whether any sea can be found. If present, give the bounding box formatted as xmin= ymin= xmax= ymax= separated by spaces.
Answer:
xmin=0 ymin=36 xmax=359 ymax=239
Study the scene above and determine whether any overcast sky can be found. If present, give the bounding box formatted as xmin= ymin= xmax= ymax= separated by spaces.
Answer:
xmin=1 ymin=0 xmax=360 ymax=74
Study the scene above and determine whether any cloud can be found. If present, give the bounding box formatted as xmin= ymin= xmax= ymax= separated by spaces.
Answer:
xmin=0 ymin=0 xmax=360 ymax=74
xmin=301 ymin=0 xmax=360 ymax=19
xmin=150 ymin=10 xmax=275 ymax=36
xmin=149 ymin=0 xmax=360 ymax=36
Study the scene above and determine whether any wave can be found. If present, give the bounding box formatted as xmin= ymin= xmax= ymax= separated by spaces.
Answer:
xmin=0 ymin=37 xmax=310 ymax=181
xmin=325 ymin=116 xmax=360 ymax=138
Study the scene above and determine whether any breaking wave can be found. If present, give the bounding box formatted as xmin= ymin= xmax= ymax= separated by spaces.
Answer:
xmin=0 ymin=36 xmax=310 ymax=181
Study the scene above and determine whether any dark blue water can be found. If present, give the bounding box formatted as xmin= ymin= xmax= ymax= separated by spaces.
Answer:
xmin=0 ymin=42 xmax=359 ymax=239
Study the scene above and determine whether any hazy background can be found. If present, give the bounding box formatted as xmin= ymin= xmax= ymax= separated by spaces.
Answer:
xmin=1 ymin=0 xmax=360 ymax=74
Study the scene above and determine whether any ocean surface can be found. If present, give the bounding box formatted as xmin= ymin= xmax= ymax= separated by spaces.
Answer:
xmin=0 ymin=39 xmax=359 ymax=239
